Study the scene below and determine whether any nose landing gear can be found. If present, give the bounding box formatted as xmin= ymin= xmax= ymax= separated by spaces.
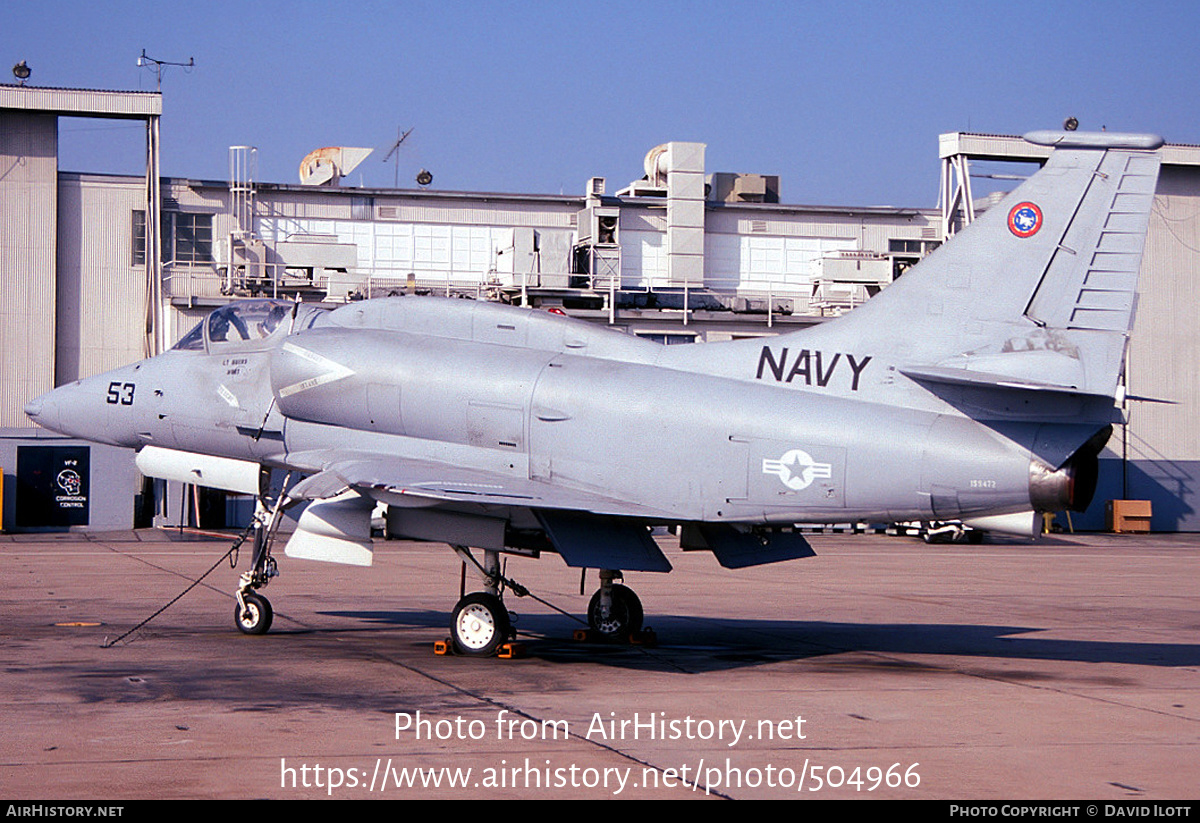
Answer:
xmin=232 ymin=483 xmax=287 ymax=636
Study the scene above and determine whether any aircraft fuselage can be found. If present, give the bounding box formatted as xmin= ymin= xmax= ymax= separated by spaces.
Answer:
xmin=28 ymin=299 xmax=1080 ymax=528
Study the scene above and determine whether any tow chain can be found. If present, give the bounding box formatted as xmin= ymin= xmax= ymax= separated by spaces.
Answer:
xmin=102 ymin=522 xmax=257 ymax=648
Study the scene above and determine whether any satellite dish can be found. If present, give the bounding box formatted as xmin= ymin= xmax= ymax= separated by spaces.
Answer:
xmin=416 ymin=169 xmax=433 ymax=187
xmin=1063 ymin=117 xmax=1079 ymax=132
xmin=12 ymin=61 xmax=30 ymax=84
xmin=643 ymin=144 xmax=670 ymax=187
xmin=298 ymin=147 xmax=374 ymax=186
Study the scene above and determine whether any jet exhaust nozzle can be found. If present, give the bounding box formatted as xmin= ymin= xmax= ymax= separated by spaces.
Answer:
xmin=1029 ymin=426 xmax=1110 ymax=513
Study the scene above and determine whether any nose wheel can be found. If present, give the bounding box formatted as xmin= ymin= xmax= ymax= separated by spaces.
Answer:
xmin=451 ymin=592 xmax=511 ymax=656
xmin=235 ymin=591 xmax=273 ymax=635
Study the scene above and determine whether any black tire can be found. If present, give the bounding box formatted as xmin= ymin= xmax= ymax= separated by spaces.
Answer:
xmin=451 ymin=592 xmax=511 ymax=656
xmin=587 ymin=584 xmax=644 ymax=638
xmin=235 ymin=591 xmax=273 ymax=635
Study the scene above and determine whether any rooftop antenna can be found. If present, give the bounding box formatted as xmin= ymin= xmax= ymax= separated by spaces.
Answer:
xmin=136 ymin=49 xmax=194 ymax=91
xmin=382 ymin=126 xmax=413 ymax=188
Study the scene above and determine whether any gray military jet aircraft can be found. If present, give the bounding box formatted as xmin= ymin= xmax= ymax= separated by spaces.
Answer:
xmin=25 ymin=130 xmax=1164 ymax=655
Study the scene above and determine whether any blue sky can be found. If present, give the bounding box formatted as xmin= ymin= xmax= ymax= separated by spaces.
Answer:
xmin=6 ymin=1 xmax=1199 ymax=207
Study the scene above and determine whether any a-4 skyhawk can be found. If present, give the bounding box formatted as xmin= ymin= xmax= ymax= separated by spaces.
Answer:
xmin=25 ymin=130 xmax=1164 ymax=655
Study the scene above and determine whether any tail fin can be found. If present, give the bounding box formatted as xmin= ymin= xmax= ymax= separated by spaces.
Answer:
xmin=796 ymin=130 xmax=1163 ymax=399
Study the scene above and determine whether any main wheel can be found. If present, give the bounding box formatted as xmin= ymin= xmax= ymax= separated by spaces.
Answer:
xmin=588 ymin=584 xmax=644 ymax=639
xmin=451 ymin=592 xmax=511 ymax=656
xmin=235 ymin=591 xmax=273 ymax=635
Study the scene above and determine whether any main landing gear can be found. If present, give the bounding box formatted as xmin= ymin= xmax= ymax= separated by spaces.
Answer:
xmin=450 ymin=546 xmax=515 ymax=656
xmin=451 ymin=592 xmax=511 ymax=656
xmin=587 ymin=570 xmax=643 ymax=640
xmin=447 ymin=551 xmax=648 ymax=655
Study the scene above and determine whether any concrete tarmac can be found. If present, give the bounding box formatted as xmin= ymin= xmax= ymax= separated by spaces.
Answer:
xmin=1 ymin=528 xmax=1197 ymax=800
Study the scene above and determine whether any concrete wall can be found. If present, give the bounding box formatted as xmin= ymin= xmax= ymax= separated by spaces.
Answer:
xmin=56 ymin=174 xmax=148 ymax=383
xmin=0 ymin=112 xmax=57 ymax=427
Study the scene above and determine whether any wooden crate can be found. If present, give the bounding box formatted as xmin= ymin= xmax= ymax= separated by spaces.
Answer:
xmin=1106 ymin=499 xmax=1152 ymax=533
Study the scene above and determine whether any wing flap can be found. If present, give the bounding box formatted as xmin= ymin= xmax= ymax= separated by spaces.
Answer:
xmin=681 ymin=523 xmax=816 ymax=569
xmin=536 ymin=510 xmax=672 ymax=572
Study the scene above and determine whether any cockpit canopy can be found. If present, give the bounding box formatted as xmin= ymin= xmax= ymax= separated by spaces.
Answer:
xmin=172 ymin=300 xmax=296 ymax=352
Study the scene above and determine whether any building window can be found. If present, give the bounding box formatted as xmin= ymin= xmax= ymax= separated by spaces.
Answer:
xmin=133 ymin=211 xmax=215 ymax=266
xmin=635 ymin=332 xmax=697 ymax=345
xmin=132 ymin=210 xmax=146 ymax=266
xmin=351 ymin=196 xmax=374 ymax=221
xmin=888 ymin=238 xmax=941 ymax=255
xmin=171 ymin=212 xmax=213 ymax=264
xmin=888 ymin=238 xmax=941 ymax=280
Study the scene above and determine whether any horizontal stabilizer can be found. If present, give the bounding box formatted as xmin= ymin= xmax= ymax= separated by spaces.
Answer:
xmin=681 ymin=523 xmax=816 ymax=569
xmin=535 ymin=511 xmax=671 ymax=572
xmin=900 ymin=365 xmax=1103 ymax=398
xmin=1023 ymin=131 xmax=1163 ymax=150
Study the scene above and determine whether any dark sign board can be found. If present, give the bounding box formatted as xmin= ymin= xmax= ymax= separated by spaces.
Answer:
xmin=16 ymin=445 xmax=90 ymax=528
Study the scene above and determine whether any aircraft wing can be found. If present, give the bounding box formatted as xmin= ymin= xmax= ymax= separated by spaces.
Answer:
xmin=284 ymin=450 xmax=678 ymax=518
xmin=283 ymin=450 xmax=678 ymax=572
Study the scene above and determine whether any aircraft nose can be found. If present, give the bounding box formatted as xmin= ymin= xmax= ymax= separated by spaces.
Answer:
xmin=24 ymin=391 xmax=58 ymax=430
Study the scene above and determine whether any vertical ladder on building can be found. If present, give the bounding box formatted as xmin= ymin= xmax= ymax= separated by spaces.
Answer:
xmin=228 ymin=146 xmax=262 ymax=294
